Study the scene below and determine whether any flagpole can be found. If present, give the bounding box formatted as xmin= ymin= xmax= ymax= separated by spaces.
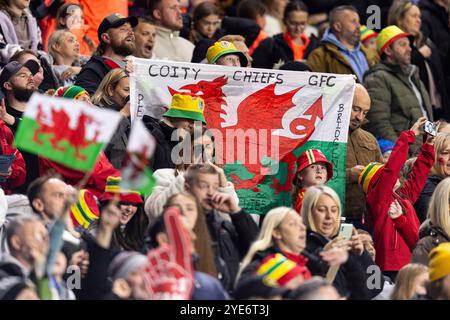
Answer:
xmin=74 ymin=170 xmax=93 ymax=191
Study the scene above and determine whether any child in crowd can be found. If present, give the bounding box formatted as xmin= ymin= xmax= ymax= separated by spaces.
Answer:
xmin=292 ymin=149 xmax=333 ymax=213
xmin=358 ymin=117 xmax=435 ymax=281
xmin=377 ymin=138 xmax=395 ymax=163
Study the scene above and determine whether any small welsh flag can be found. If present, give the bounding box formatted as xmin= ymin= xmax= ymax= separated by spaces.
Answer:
xmin=14 ymin=93 xmax=122 ymax=172
xmin=120 ymin=119 xmax=156 ymax=196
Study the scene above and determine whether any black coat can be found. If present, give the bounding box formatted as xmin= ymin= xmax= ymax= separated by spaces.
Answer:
xmin=142 ymin=116 xmax=177 ymax=171
xmin=414 ymin=175 xmax=444 ymax=223
xmin=305 ymin=230 xmax=382 ymax=300
xmin=75 ymin=56 xmax=118 ymax=96
xmin=78 ymin=235 xmax=117 ymax=300
xmin=205 ymin=209 xmax=259 ymax=293
xmin=104 ymin=115 xmax=130 ymax=169
xmin=411 ymin=40 xmax=450 ymax=121
xmin=252 ymin=33 xmax=320 ymax=69
xmin=419 ymin=0 xmax=450 ymax=86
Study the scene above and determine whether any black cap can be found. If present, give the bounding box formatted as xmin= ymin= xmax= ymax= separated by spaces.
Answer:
xmin=233 ymin=275 xmax=289 ymax=300
xmin=0 ymin=60 xmax=40 ymax=91
xmin=97 ymin=13 xmax=139 ymax=41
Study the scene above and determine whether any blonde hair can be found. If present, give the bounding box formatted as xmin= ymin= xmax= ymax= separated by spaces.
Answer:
xmin=427 ymin=177 xmax=450 ymax=237
xmin=391 ymin=263 xmax=429 ymax=300
xmin=388 ymin=0 xmax=424 ymax=45
xmin=301 ymin=186 xmax=341 ymax=237
xmin=430 ymin=133 xmax=450 ymax=178
xmin=48 ymin=29 xmax=73 ymax=60
xmin=91 ymin=69 xmax=128 ymax=107
xmin=237 ymin=206 xmax=295 ymax=283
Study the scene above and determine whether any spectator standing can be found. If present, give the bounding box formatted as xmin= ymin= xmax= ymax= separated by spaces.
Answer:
xmin=390 ymin=263 xmax=429 ymax=300
xmin=388 ymin=0 xmax=450 ymax=121
xmin=133 ymin=16 xmax=157 ymax=59
xmin=0 ymin=0 xmax=42 ymax=64
xmin=307 ymin=5 xmax=378 ymax=82
xmin=345 ymin=84 xmax=383 ymax=229
xmin=252 ymin=0 xmax=319 ymax=69
xmin=364 ymin=25 xmax=433 ymax=144
xmin=414 ymin=133 xmax=450 ymax=222
xmin=358 ymin=118 xmax=435 ymax=279
xmin=75 ymin=14 xmax=137 ymax=95
xmin=149 ymin=0 xmax=195 ymax=62
xmin=412 ymin=177 xmax=450 ymax=265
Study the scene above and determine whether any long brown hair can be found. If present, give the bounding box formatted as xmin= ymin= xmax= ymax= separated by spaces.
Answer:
xmin=166 ymin=193 xmax=218 ymax=277
xmin=391 ymin=263 xmax=429 ymax=300
xmin=189 ymin=2 xmax=223 ymax=44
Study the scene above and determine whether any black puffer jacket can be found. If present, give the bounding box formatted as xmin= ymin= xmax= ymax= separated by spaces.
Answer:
xmin=252 ymin=33 xmax=320 ymax=70
xmin=411 ymin=39 xmax=450 ymax=121
xmin=205 ymin=209 xmax=259 ymax=293
xmin=414 ymin=175 xmax=444 ymax=223
xmin=142 ymin=116 xmax=177 ymax=171
xmin=75 ymin=56 xmax=120 ymax=96
xmin=305 ymin=230 xmax=382 ymax=300
xmin=419 ymin=0 xmax=450 ymax=86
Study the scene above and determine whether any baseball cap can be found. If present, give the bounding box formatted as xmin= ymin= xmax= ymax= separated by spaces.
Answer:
xmin=98 ymin=13 xmax=139 ymax=41
xmin=0 ymin=60 xmax=40 ymax=91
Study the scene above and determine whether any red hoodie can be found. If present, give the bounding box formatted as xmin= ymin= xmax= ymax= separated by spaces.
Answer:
xmin=0 ymin=121 xmax=26 ymax=194
xmin=366 ymin=130 xmax=434 ymax=271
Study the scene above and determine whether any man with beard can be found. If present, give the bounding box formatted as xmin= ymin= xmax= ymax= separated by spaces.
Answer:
xmin=148 ymin=0 xmax=195 ymax=62
xmin=0 ymin=60 xmax=40 ymax=193
xmin=75 ymin=13 xmax=137 ymax=95
xmin=364 ymin=26 xmax=433 ymax=147
xmin=133 ymin=16 xmax=156 ymax=59
xmin=345 ymin=84 xmax=383 ymax=229
xmin=307 ymin=5 xmax=378 ymax=82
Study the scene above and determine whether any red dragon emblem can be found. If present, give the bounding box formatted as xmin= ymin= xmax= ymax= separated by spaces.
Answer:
xmin=168 ymin=76 xmax=324 ymax=194
xmin=33 ymin=104 xmax=100 ymax=161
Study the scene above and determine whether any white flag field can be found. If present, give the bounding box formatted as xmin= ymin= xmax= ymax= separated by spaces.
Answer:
xmin=130 ymin=58 xmax=355 ymax=214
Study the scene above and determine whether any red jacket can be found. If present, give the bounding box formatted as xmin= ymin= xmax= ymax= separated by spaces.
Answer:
xmin=0 ymin=121 xmax=26 ymax=194
xmin=39 ymin=152 xmax=120 ymax=198
xmin=366 ymin=130 xmax=434 ymax=271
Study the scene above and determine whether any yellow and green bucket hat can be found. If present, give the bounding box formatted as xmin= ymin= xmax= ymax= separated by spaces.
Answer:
xmin=163 ymin=93 xmax=206 ymax=124
xmin=206 ymin=41 xmax=248 ymax=67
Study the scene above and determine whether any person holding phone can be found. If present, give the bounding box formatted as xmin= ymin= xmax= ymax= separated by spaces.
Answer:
xmin=358 ymin=117 xmax=436 ymax=281
xmin=0 ymin=119 xmax=25 ymax=194
xmin=300 ymin=185 xmax=380 ymax=300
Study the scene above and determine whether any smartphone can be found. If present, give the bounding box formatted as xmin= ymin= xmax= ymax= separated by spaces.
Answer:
xmin=339 ymin=223 xmax=354 ymax=241
xmin=423 ymin=120 xmax=437 ymax=136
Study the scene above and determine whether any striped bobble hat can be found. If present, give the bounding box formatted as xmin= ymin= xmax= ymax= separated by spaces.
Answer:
xmin=70 ymin=189 xmax=100 ymax=229
xmin=54 ymin=85 xmax=89 ymax=100
xmin=99 ymin=176 xmax=143 ymax=204
xmin=293 ymin=149 xmax=333 ymax=185
xmin=360 ymin=25 xmax=378 ymax=43
xmin=358 ymin=162 xmax=385 ymax=193
xmin=256 ymin=253 xmax=306 ymax=287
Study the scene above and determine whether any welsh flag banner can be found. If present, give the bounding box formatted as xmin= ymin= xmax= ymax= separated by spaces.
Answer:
xmin=131 ymin=58 xmax=355 ymax=214
xmin=120 ymin=118 xmax=156 ymax=196
xmin=14 ymin=93 xmax=122 ymax=172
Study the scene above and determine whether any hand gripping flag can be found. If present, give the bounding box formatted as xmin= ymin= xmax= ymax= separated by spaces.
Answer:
xmin=120 ymin=119 xmax=156 ymax=196
xmin=145 ymin=206 xmax=195 ymax=300
xmin=14 ymin=93 xmax=122 ymax=172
